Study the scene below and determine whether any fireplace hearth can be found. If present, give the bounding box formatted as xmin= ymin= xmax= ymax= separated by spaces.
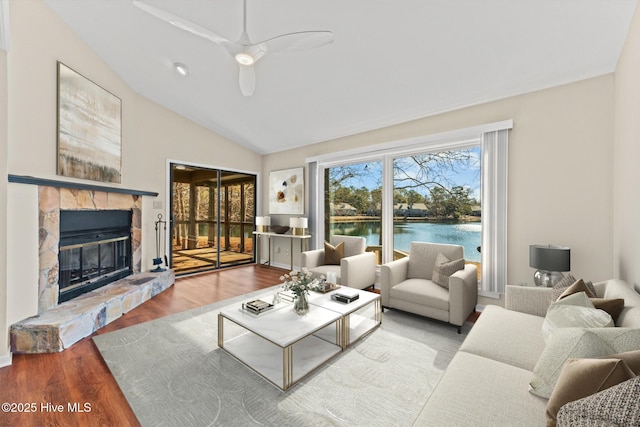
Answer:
xmin=58 ymin=210 xmax=133 ymax=303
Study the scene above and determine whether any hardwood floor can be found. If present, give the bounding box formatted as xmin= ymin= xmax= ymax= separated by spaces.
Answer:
xmin=0 ymin=265 xmax=286 ymax=427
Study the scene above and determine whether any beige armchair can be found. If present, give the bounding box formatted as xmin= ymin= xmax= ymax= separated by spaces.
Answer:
xmin=380 ymin=242 xmax=477 ymax=333
xmin=301 ymin=235 xmax=376 ymax=290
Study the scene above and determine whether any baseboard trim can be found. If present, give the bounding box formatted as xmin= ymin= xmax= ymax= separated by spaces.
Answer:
xmin=0 ymin=352 xmax=12 ymax=368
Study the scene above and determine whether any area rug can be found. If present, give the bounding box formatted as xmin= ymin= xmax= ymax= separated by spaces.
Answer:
xmin=93 ymin=287 xmax=469 ymax=426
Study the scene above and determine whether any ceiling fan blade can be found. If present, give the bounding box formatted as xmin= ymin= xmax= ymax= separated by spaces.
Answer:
xmin=133 ymin=0 xmax=233 ymax=47
xmin=238 ymin=64 xmax=256 ymax=96
xmin=256 ymin=31 xmax=334 ymax=54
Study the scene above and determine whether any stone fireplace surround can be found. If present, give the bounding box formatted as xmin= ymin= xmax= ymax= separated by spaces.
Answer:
xmin=10 ymin=184 xmax=174 ymax=353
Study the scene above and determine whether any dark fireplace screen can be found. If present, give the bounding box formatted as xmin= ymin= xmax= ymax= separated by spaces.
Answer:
xmin=58 ymin=210 xmax=133 ymax=303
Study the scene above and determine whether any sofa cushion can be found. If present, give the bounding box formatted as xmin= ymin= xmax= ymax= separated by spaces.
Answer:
xmin=600 ymin=279 xmax=640 ymax=328
xmin=546 ymin=355 xmax=637 ymax=427
xmin=323 ymin=241 xmax=344 ymax=265
xmin=542 ymin=292 xmax=614 ymax=342
xmin=431 ymin=252 xmax=465 ymax=290
xmin=530 ymin=327 xmax=640 ymax=398
xmin=459 ymin=305 xmax=547 ymax=371
xmin=557 ymin=376 xmax=640 ymax=427
xmin=389 ymin=278 xmax=449 ymax=311
xmin=414 ymin=351 xmax=548 ymax=427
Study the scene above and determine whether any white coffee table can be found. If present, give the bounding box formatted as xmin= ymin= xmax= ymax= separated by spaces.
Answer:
xmin=218 ymin=288 xmax=381 ymax=391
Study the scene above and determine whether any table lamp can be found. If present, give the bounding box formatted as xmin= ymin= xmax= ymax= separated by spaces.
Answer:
xmin=529 ymin=244 xmax=571 ymax=287
xmin=255 ymin=216 xmax=271 ymax=233
xmin=289 ymin=217 xmax=308 ymax=236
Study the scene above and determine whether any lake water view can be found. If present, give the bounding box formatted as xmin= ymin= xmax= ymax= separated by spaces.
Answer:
xmin=331 ymin=220 xmax=482 ymax=262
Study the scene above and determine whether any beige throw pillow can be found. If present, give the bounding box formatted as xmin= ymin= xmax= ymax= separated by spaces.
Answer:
xmin=324 ymin=241 xmax=344 ymax=265
xmin=431 ymin=252 xmax=465 ymax=290
xmin=546 ymin=355 xmax=638 ymax=427
xmin=552 ymin=275 xmax=596 ymax=301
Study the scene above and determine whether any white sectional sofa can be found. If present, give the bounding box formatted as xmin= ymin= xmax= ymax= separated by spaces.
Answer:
xmin=412 ymin=279 xmax=640 ymax=426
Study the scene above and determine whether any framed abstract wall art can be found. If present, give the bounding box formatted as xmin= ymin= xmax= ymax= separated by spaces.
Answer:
xmin=269 ymin=167 xmax=304 ymax=214
xmin=57 ymin=62 xmax=122 ymax=183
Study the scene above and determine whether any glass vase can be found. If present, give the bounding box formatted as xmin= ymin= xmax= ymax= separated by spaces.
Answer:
xmin=293 ymin=293 xmax=309 ymax=315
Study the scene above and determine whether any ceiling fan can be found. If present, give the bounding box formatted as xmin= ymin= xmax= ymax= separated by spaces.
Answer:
xmin=133 ymin=0 xmax=334 ymax=96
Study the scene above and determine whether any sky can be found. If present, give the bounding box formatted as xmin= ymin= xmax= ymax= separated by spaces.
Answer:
xmin=333 ymin=146 xmax=481 ymax=201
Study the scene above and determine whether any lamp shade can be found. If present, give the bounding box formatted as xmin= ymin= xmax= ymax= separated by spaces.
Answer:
xmin=529 ymin=245 xmax=570 ymax=272
xmin=289 ymin=217 xmax=308 ymax=229
xmin=255 ymin=216 xmax=271 ymax=226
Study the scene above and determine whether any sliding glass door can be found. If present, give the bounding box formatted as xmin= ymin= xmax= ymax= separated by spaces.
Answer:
xmin=170 ymin=163 xmax=255 ymax=275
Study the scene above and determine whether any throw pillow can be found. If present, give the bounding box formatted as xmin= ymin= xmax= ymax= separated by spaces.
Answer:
xmin=552 ymin=275 xmax=596 ymax=301
xmin=324 ymin=241 xmax=344 ymax=265
xmin=545 ymin=356 xmax=636 ymax=427
xmin=556 ymin=279 xmax=597 ymax=301
xmin=529 ymin=327 xmax=640 ymax=398
xmin=542 ymin=292 xmax=614 ymax=342
xmin=557 ymin=376 xmax=640 ymax=427
xmin=556 ymin=279 xmax=625 ymax=323
xmin=591 ymin=298 xmax=625 ymax=324
xmin=431 ymin=252 xmax=465 ymax=290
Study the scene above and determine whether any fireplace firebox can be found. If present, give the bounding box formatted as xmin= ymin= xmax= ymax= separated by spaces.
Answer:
xmin=58 ymin=210 xmax=133 ymax=303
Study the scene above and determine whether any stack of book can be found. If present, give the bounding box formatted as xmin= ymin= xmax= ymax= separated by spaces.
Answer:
xmin=331 ymin=288 xmax=360 ymax=304
xmin=242 ymin=299 xmax=274 ymax=315
xmin=278 ymin=289 xmax=296 ymax=303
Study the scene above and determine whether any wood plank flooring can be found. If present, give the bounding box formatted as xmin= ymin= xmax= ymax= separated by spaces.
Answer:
xmin=0 ymin=265 xmax=286 ymax=427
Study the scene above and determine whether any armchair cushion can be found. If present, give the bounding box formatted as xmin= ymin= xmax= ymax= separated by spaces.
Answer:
xmin=323 ymin=241 xmax=344 ymax=265
xmin=432 ymin=252 xmax=465 ymax=290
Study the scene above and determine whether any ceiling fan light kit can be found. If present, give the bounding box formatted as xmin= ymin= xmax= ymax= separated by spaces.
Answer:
xmin=234 ymin=52 xmax=255 ymax=66
xmin=133 ymin=0 xmax=334 ymax=96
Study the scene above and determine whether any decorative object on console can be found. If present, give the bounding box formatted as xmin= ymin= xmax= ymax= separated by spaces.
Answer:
xmin=255 ymin=216 xmax=271 ymax=233
xmin=57 ymin=62 xmax=122 ymax=183
xmin=289 ymin=217 xmax=308 ymax=236
xmin=529 ymin=244 xmax=571 ymax=287
xmin=269 ymin=225 xmax=289 ymax=234
xmin=269 ymin=167 xmax=304 ymax=214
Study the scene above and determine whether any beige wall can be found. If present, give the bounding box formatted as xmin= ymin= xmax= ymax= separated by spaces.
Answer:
xmin=0 ymin=0 xmax=262 ymax=362
xmin=1 ymin=45 xmax=9 ymax=364
xmin=264 ymin=75 xmax=615 ymax=287
xmin=614 ymin=2 xmax=640 ymax=289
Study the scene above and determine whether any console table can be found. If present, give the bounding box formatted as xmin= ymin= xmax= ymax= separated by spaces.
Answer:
xmin=253 ymin=231 xmax=311 ymax=270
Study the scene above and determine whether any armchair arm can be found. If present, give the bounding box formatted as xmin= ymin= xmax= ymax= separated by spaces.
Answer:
xmin=341 ymin=252 xmax=376 ymax=290
xmin=448 ymin=264 xmax=478 ymax=327
xmin=505 ymin=285 xmax=553 ymax=317
xmin=301 ymin=249 xmax=324 ymax=269
xmin=380 ymin=257 xmax=410 ymax=306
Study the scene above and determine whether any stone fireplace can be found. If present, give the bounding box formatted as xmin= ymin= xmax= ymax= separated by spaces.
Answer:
xmin=9 ymin=182 xmax=174 ymax=353
xmin=38 ymin=185 xmax=142 ymax=312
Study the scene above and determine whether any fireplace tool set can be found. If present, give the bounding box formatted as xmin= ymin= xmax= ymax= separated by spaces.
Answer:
xmin=152 ymin=213 xmax=167 ymax=272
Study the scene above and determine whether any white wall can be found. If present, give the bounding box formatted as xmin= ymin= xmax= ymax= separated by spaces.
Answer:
xmin=263 ymin=75 xmax=615 ymax=287
xmin=614 ymin=2 xmax=640 ymax=289
xmin=0 ymin=0 xmax=263 ymax=362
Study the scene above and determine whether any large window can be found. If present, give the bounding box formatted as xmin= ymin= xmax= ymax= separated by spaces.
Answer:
xmin=393 ymin=147 xmax=481 ymax=269
xmin=325 ymin=161 xmax=383 ymax=264
xmin=308 ymin=121 xmax=511 ymax=295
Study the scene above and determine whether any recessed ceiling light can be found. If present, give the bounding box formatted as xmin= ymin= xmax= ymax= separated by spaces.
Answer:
xmin=174 ymin=62 xmax=189 ymax=76
xmin=234 ymin=52 xmax=255 ymax=66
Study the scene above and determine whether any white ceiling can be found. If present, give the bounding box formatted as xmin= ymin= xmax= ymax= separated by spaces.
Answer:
xmin=43 ymin=0 xmax=637 ymax=154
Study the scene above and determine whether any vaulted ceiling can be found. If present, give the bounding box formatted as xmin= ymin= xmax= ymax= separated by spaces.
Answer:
xmin=44 ymin=0 xmax=637 ymax=154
